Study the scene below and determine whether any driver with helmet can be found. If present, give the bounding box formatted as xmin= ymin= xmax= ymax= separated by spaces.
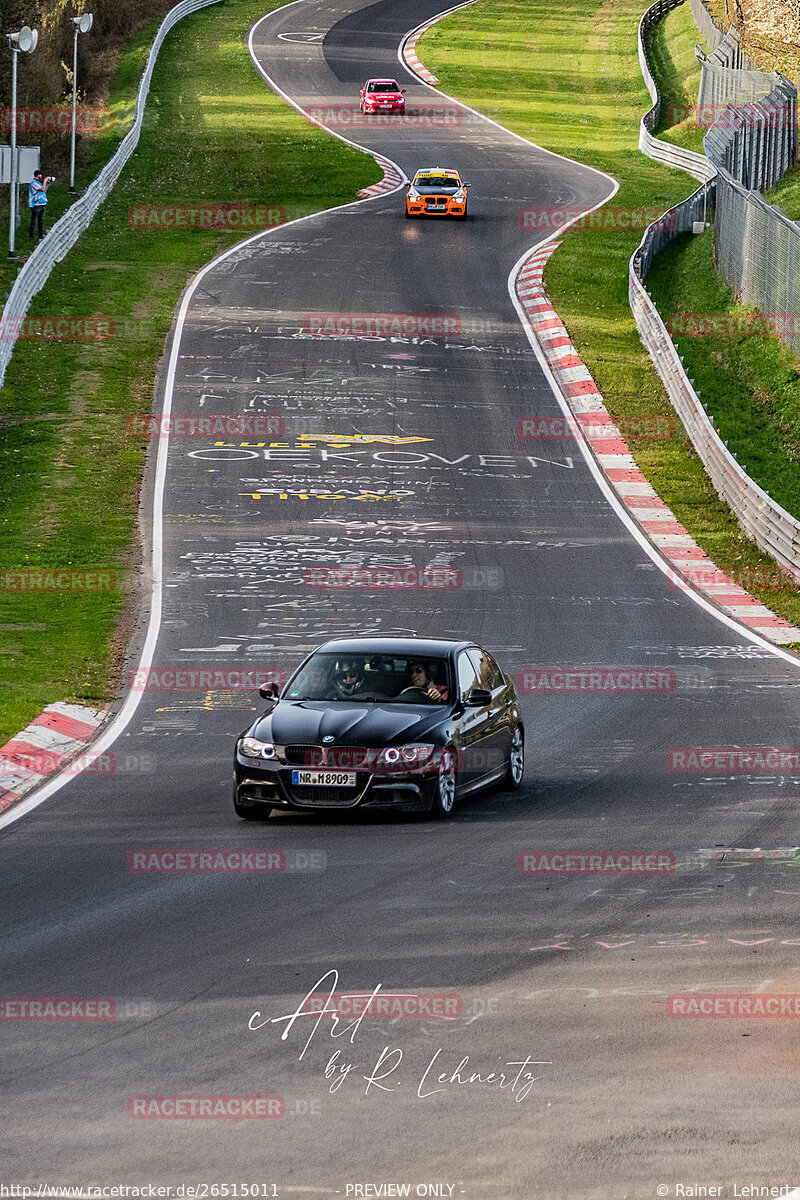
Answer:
xmin=333 ymin=658 xmax=365 ymax=698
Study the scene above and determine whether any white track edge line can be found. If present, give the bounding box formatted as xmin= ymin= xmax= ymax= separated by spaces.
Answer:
xmin=508 ymin=246 xmax=800 ymax=667
xmin=6 ymin=0 xmax=797 ymax=832
xmin=0 ymin=0 xmax=412 ymax=834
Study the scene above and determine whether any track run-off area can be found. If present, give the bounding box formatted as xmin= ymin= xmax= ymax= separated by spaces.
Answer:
xmin=3 ymin=0 xmax=800 ymax=1193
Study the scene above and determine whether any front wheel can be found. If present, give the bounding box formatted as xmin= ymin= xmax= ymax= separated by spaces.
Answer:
xmin=430 ymin=749 xmax=457 ymax=818
xmin=501 ymin=726 xmax=524 ymax=790
xmin=405 ymin=209 xmax=415 ymax=219
xmin=233 ymin=785 xmax=272 ymax=821
xmin=456 ymin=207 xmax=468 ymax=220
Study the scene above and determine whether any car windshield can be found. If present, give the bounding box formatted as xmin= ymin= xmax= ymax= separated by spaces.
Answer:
xmin=415 ymin=175 xmax=460 ymax=188
xmin=285 ymin=652 xmax=450 ymax=704
xmin=368 ymin=82 xmax=398 ymax=92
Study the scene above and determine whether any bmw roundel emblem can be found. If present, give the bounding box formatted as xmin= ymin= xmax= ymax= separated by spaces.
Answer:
xmin=322 ymin=735 xmax=335 ymax=744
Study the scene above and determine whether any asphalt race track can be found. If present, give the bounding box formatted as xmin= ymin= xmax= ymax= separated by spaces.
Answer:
xmin=3 ymin=0 xmax=800 ymax=1194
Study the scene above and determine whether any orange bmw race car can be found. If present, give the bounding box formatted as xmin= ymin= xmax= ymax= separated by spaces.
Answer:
xmin=405 ymin=168 xmax=470 ymax=219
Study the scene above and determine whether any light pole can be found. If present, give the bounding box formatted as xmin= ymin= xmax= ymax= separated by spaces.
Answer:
xmin=69 ymin=13 xmax=93 ymax=194
xmin=6 ymin=25 xmax=39 ymax=258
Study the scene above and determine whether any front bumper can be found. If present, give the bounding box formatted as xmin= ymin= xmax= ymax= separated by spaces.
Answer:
xmin=233 ymin=757 xmax=436 ymax=813
xmin=405 ymin=200 xmax=466 ymax=217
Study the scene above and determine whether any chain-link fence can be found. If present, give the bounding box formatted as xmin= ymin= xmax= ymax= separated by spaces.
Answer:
xmin=704 ymin=76 xmax=798 ymax=186
xmin=697 ymin=24 xmax=753 ymax=72
xmin=0 ymin=0 xmax=224 ymax=392
xmin=689 ymin=0 xmax=727 ymax=52
xmin=714 ymin=171 xmax=800 ymax=356
xmin=696 ymin=38 xmax=779 ymax=121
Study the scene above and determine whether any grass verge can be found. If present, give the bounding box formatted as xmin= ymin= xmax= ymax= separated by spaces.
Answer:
xmin=648 ymin=3 xmax=707 ymax=154
xmin=0 ymin=0 xmax=380 ymax=743
xmin=418 ymin=0 xmax=800 ymax=630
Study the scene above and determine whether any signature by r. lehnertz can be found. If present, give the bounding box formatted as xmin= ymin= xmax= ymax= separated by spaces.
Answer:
xmin=248 ymin=970 xmax=550 ymax=1102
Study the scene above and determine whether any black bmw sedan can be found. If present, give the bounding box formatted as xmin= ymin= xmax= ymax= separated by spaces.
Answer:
xmin=232 ymin=636 xmax=524 ymax=820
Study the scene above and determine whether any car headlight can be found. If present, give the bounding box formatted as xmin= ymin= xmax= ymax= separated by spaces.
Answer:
xmin=240 ymin=737 xmax=276 ymax=759
xmin=407 ymin=188 xmax=420 ymax=199
xmin=453 ymin=188 xmax=466 ymax=201
xmin=377 ymin=744 xmax=435 ymax=768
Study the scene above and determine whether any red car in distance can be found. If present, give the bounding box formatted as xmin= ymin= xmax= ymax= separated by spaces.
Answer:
xmin=360 ymin=78 xmax=406 ymax=113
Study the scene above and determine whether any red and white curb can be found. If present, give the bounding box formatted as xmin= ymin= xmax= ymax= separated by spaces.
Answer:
xmin=0 ymin=702 xmax=108 ymax=814
xmin=402 ymin=0 xmax=480 ymax=86
xmin=403 ymin=30 xmax=441 ymax=85
xmin=516 ymin=242 xmax=800 ymax=645
xmin=357 ymin=153 xmax=406 ymax=198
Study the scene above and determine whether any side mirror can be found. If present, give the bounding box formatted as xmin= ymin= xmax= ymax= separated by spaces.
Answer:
xmin=464 ymin=182 xmax=472 ymax=187
xmin=401 ymin=89 xmax=407 ymax=94
xmin=259 ymin=682 xmax=280 ymax=701
xmin=465 ymin=687 xmax=492 ymax=707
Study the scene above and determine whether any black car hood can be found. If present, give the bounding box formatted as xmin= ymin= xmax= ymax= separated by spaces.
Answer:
xmin=250 ymin=701 xmax=446 ymax=746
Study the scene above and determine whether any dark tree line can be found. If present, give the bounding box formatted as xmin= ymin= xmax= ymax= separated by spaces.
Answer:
xmin=0 ymin=0 xmax=175 ymax=174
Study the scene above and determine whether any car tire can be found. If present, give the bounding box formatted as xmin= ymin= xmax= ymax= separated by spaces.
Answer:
xmin=405 ymin=209 xmax=415 ymax=219
xmin=430 ymin=748 xmax=457 ymax=818
xmin=457 ymin=207 xmax=468 ymax=220
xmin=233 ymin=786 xmax=272 ymax=821
xmin=501 ymin=726 xmax=524 ymax=790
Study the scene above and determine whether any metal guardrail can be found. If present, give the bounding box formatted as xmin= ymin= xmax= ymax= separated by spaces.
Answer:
xmin=631 ymin=0 xmax=800 ymax=578
xmin=0 ymin=0 xmax=224 ymax=391
xmin=630 ymin=264 xmax=800 ymax=576
xmin=638 ymin=0 xmax=717 ymax=182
